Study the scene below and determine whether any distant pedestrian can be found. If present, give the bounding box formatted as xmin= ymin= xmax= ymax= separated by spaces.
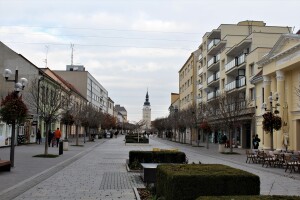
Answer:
xmin=36 ymin=128 xmax=41 ymax=144
xmin=48 ymin=130 xmax=54 ymax=147
xmin=54 ymin=128 xmax=61 ymax=147
xmin=252 ymin=134 xmax=261 ymax=149
xmin=114 ymin=130 xmax=119 ymax=138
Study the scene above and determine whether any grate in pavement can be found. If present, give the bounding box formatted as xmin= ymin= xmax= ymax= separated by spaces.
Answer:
xmin=99 ymin=172 xmax=144 ymax=190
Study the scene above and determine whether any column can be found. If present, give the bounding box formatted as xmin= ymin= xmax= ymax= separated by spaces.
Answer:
xmin=263 ymin=75 xmax=271 ymax=149
xmin=276 ymin=70 xmax=285 ymax=150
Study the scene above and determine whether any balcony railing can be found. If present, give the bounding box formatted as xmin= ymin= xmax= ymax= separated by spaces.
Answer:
xmin=208 ymin=57 xmax=215 ymax=67
xmin=215 ymin=71 xmax=220 ymax=80
xmin=207 ymin=91 xmax=215 ymax=100
xmin=225 ymin=59 xmax=237 ymax=71
xmin=207 ymin=71 xmax=220 ymax=84
xmin=225 ymin=80 xmax=236 ymax=91
xmin=198 ymin=67 xmax=203 ymax=75
xmin=216 ymin=54 xmax=220 ymax=62
xmin=237 ymin=77 xmax=246 ymax=88
xmin=198 ymin=83 xmax=203 ymax=89
xmin=207 ymin=74 xmax=214 ymax=84
xmin=225 ymin=77 xmax=246 ymax=91
xmin=237 ymin=54 xmax=245 ymax=65
xmin=198 ymin=54 xmax=203 ymax=61
xmin=207 ymin=53 xmax=221 ymax=68
xmin=208 ymin=39 xmax=221 ymax=50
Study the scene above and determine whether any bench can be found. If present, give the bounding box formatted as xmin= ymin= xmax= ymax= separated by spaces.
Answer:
xmin=0 ymin=160 xmax=11 ymax=171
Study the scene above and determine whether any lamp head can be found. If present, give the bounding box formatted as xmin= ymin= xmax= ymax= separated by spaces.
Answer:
xmin=3 ymin=69 xmax=12 ymax=80
xmin=20 ymin=77 xmax=28 ymax=89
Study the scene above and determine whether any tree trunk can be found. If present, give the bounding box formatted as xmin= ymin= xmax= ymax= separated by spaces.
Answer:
xmin=229 ymin=128 xmax=233 ymax=153
xmin=206 ymin=132 xmax=209 ymax=149
xmin=44 ymin=123 xmax=49 ymax=155
xmin=75 ymin=125 xmax=79 ymax=146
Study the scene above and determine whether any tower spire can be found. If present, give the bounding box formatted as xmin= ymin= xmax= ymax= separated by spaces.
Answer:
xmin=144 ymin=90 xmax=150 ymax=106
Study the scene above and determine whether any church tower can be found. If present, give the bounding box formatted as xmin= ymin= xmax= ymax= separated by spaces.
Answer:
xmin=142 ymin=90 xmax=151 ymax=131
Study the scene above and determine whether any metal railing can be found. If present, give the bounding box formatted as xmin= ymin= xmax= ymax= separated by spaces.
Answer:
xmin=225 ymin=59 xmax=236 ymax=71
xmin=237 ymin=54 xmax=245 ymax=65
xmin=208 ymin=39 xmax=221 ymax=50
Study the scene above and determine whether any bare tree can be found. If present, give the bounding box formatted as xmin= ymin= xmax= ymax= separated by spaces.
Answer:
xmin=25 ymin=77 xmax=67 ymax=155
xmin=214 ymin=90 xmax=251 ymax=153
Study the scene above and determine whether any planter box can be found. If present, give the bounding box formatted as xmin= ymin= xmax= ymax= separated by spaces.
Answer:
xmin=218 ymin=144 xmax=225 ymax=152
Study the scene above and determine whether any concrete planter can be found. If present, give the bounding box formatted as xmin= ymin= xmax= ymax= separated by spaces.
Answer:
xmin=218 ymin=144 xmax=225 ymax=153
xmin=63 ymin=141 xmax=69 ymax=151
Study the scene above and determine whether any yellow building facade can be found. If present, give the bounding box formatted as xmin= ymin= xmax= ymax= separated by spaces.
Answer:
xmin=255 ymin=34 xmax=300 ymax=151
xmin=196 ymin=21 xmax=291 ymax=147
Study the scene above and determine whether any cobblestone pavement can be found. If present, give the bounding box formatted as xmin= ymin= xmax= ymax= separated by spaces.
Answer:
xmin=1 ymin=135 xmax=300 ymax=200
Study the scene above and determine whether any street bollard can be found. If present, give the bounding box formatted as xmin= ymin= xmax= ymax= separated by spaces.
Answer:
xmin=59 ymin=141 xmax=63 ymax=155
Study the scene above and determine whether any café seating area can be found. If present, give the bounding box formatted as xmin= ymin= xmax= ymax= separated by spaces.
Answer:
xmin=246 ymin=149 xmax=300 ymax=173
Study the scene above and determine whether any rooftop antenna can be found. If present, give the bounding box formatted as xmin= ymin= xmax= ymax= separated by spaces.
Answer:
xmin=44 ymin=45 xmax=49 ymax=67
xmin=70 ymin=43 xmax=74 ymax=66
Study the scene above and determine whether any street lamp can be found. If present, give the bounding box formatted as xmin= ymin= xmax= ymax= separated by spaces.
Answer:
xmin=2 ymin=67 xmax=28 ymax=167
xmin=262 ymin=91 xmax=280 ymax=150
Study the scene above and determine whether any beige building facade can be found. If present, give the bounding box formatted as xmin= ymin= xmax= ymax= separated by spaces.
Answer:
xmin=196 ymin=21 xmax=291 ymax=148
xmin=255 ymin=34 xmax=300 ymax=151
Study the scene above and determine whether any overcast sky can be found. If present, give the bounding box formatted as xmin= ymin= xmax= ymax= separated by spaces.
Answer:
xmin=0 ymin=0 xmax=299 ymax=122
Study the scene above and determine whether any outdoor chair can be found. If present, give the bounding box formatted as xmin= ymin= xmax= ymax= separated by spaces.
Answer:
xmin=261 ymin=151 xmax=276 ymax=168
xmin=246 ymin=149 xmax=257 ymax=163
xmin=284 ymin=154 xmax=299 ymax=173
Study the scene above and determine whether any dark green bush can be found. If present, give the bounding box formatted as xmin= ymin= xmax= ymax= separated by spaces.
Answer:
xmin=156 ymin=164 xmax=260 ymax=200
xmin=197 ymin=196 xmax=300 ymax=200
xmin=125 ymin=134 xmax=149 ymax=143
xmin=128 ymin=151 xmax=186 ymax=167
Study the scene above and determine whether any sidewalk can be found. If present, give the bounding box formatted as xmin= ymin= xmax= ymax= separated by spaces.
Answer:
xmin=0 ymin=135 xmax=299 ymax=199
xmin=0 ymin=138 xmax=105 ymax=195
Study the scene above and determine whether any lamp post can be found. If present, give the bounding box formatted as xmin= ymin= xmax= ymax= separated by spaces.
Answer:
xmin=262 ymin=91 xmax=280 ymax=150
xmin=2 ymin=68 xmax=28 ymax=167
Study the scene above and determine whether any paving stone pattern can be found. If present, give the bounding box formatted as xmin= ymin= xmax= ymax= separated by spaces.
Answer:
xmin=1 ymin=135 xmax=300 ymax=200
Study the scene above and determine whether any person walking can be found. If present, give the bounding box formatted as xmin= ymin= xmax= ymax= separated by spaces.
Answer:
xmin=48 ymin=130 xmax=54 ymax=147
xmin=252 ymin=134 xmax=261 ymax=149
xmin=54 ymin=128 xmax=61 ymax=148
xmin=36 ymin=128 xmax=41 ymax=144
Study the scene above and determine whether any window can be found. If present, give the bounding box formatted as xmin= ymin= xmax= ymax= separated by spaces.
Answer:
xmin=221 ymin=78 xmax=225 ymax=89
xmin=221 ymin=59 xmax=225 ymax=70
xmin=262 ymin=87 xmax=264 ymax=104
xmin=249 ymin=63 xmax=255 ymax=76
xmin=250 ymin=88 xmax=255 ymax=100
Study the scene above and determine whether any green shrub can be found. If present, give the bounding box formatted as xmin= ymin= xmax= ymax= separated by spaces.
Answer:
xmin=125 ymin=135 xmax=149 ymax=143
xmin=197 ymin=196 xmax=300 ymax=200
xmin=128 ymin=151 xmax=186 ymax=167
xmin=156 ymin=164 xmax=260 ymax=200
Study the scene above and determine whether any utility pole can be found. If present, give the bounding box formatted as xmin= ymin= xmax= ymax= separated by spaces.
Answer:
xmin=70 ymin=43 xmax=74 ymax=66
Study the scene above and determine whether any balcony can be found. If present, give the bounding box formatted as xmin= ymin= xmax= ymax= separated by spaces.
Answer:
xmin=198 ymin=54 xmax=203 ymax=61
xmin=198 ymin=83 xmax=203 ymax=89
xmin=207 ymin=91 xmax=215 ymax=100
xmin=207 ymin=89 xmax=220 ymax=100
xmin=225 ymin=59 xmax=237 ymax=72
xmin=207 ymin=74 xmax=214 ymax=84
xmin=198 ymin=67 xmax=203 ymax=75
xmin=225 ymin=77 xmax=246 ymax=92
xmin=208 ymin=39 xmax=221 ymax=50
xmin=225 ymin=80 xmax=236 ymax=91
xmin=197 ymin=98 xmax=203 ymax=104
xmin=207 ymin=54 xmax=221 ymax=69
xmin=237 ymin=77 xmax=246 ymax=88
xmin=237 ymin=54 xmax=245 ymax=65
xmin=207 ymin=71 xmax=220 ymax=85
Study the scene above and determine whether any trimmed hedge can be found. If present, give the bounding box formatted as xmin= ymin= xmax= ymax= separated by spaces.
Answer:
xmin=197 ymin=196 xmax=300 ymax=200
xmin=156 ymin=164 xmax=260 ymax=200
xmin=125 ymin=135 xmax=149 ymax=143
xmin=128 ymin=151 xmax=186 ymax=167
